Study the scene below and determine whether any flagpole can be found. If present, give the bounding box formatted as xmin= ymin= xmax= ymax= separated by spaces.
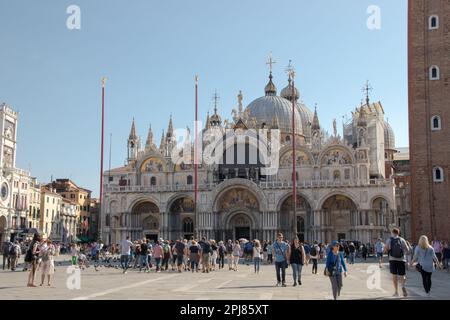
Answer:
xmin=291 ymin=72 xmax=297 ymax=240
xmin=99 ymin=77 xmax=106 ymax=242
xmin=194 ymin=75 xmax=199 ymax=240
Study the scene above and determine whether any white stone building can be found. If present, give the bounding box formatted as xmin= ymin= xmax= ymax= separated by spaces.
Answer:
xmin=101 ymin=72 xmax=398 ymax=245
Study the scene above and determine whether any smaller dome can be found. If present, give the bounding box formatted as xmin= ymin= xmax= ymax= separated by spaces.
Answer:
xmin=264 ymin=73 xmax=277 ymax=96
xmin=210 ymin=112 xmax=222 ymax=126
xmin=384 ymin=121 xmax=395 ymax=150
xmin=280 ymin=79 xmax=299 ymax=102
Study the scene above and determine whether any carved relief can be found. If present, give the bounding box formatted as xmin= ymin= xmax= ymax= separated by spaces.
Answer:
xmin=170 ymin=197 xmax=194 ymax=213
xmin=141 ymin=157 xmax=166 ymax=173
xmin=3 ymin=147 xmax=13 ymax=168
xmin=321 ymin=149 xmax=351 ymax=165
xmin=280 ymin=195 xmax=311 ymax=211
xmin=143 ymin=215 xmax=159 ymax=230
xmin=231 ymin=214 xmax=251 ymax=227
xmin=218 ymin=188 xmax=258 ymax=211
xmin=280 ymin=150 xmax=311 ymax=166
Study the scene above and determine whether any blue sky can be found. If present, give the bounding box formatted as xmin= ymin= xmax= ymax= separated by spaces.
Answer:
xmin=0 ymin=0 xmax=408 ymax=197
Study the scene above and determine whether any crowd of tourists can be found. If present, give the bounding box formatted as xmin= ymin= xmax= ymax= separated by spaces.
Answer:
xmin=1 ymin=230 xmax=449 ymax=299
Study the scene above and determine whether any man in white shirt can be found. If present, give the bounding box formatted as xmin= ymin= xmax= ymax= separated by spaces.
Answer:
xmin=120 ymin=236 xmax=134 ymax=274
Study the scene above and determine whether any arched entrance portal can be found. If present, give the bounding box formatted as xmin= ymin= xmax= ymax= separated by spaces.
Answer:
xmin=132 ymin=201 xmax=159 ymax=242
xmin=280 ymin=194 xmax=312 ymax=242
xmin=215 ymin=187 xmax=259 ymax=240
xmin=231 ymin=214 xmax=252 ymax=240
xmin=322 ymin=195 xmax=357 ymax=241
xmin=168 ymin=197 xmax=194 ymax=240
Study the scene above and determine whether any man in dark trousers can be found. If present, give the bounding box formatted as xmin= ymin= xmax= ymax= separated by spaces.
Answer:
xmin=2 ymin=240 xmax=12 ymax=270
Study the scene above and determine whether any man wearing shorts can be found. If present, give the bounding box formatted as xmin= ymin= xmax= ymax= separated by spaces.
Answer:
xmin=375 ymin=238 xmax=385 ymax=268
xmin=385 ymin=228 xmax=411 ymax=297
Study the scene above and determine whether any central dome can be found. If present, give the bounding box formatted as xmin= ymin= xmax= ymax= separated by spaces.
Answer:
xmin=246 ymin=96 xmax=303 ymax=135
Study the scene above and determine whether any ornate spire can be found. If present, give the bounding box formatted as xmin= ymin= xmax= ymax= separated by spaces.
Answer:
xmin=145 ymin=124 xmax=156 ymax=151
xmin=238 ymin=90 xmax=243 ymax=113
xmin=362 ymin=80 xmax=373 ymax=106
xmin=167 ymin=114 xmax=174 ymax=136
xmin=311 ymin=104 xmax=320 ymax=131
xmin=129 ymin=118 xmax=137 ymax=140
xmin=205 ymin=111 xmax=211 ymax=129
xmin=160 ymin=129 xmax=166 ymax=150
xmin=209 ymin=90 xmax=222 ymax=126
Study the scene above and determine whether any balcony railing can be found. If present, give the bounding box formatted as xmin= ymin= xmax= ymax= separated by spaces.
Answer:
xmin=259 ymin=178 xmax=394 ymax=189
xmin=105 ymin=178 xmax=393 ymax=193
xmin=105 ymin=183 xmax=216 ymax=193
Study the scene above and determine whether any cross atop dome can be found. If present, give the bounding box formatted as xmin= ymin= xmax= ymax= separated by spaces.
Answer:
xmin=264 ymin=53 xmax=277 ymax=96
xmin=285 ymin=59 xmax=296 ymax=80
xmin=266 ymin=51 xmax=276 ymax=74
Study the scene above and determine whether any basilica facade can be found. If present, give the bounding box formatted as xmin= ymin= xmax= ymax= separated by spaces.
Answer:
xmin=101 ymin=71 xmax=398 ymax=245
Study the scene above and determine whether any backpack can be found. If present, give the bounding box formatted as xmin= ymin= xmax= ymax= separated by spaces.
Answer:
xmin=218 ymin=245 xmax=224 ymax=255
xmin=9 ymin=245 xmax=16 ymax=255
xmin=24 ymin=242 xmax=37 ymax=263
xmin=163 ymin=244 xmax=170 ymax=253
xmin=310 ymin=246 xmax=317 ymax=256
xmin=3 ymin=242 xmax=12 ymax=255
xmin=202 ymin=241 xmax=211 ymax=254
xmin=244 ymin=242 xmax=253 ymax=253
xmin=390 ymin=237 xmax=404 ymax=258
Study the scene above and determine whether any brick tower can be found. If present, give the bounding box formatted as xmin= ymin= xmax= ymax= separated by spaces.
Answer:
xmin=408 ymin=0 xmax=450 ymax=241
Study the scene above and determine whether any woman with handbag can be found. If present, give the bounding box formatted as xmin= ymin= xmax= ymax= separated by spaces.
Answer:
xmin=26 ymin=233 xmax=42 ymax=287
xmin=289 ymin=238 xmax=306 ymax=286
xmin=410 ymin=235 xmax=441 ymax=296
xmin=325 ymin=240 xmax=348 ymax=300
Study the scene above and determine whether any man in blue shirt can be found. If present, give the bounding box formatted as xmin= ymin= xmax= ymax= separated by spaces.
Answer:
xmin=273 ymin=233 xmax=290 ymax=287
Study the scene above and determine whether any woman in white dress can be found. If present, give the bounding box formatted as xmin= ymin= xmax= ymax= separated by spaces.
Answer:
xmin=232 ymin=240 xmax=241 ymax=271
xmin=210 ymin=240 xmax=218 ymax=271
xmin=40 ymin=239 xmax=55 ymax=286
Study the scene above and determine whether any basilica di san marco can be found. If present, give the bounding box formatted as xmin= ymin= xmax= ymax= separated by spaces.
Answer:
xmin=100 ymin=68 xmax=398 ymax=246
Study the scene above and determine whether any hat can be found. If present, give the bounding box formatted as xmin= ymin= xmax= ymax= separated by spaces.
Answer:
xmin=332 ymin=240 xmax=339 ymax=247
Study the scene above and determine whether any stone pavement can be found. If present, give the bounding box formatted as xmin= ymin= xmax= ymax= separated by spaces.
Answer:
xmin=1 ymin=255 xmax=449 ymax=300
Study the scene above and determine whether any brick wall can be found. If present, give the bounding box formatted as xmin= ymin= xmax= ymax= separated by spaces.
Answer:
xmin=408 ymin=0 xmax=450 ymax=241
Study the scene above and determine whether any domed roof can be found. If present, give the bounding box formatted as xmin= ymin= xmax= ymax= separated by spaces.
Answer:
xmin=296 ymin=102 xmax=313 ymax=136
xmin=245 ymin=95 xmax=302 ymax=135
xmin=264 ymin=73 xmax=277 ymax=96
xmin=384 ymin=121 xmax=395 ymax=150
xmin=280 ymin=79 xmax=299 ymax=102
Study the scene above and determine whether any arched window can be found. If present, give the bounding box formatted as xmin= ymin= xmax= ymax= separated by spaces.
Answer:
xmin=433 ymin=167 xmax=444 ymax=182
xmin=429 ymin=15 xmax=439 ymax=30
xmin=183 ymin=217 xmax=194 ymax=233
xmin=285 ymin=135 xmax=291 ymax=143
xmin=150 ymin=177 xmax=156 ymax=186
xmin=430 ymin=65 xmax=440 ymax=80
xmin=431 ymin=115 xmax=441 ymax=131
xmin=105 ymin=214 xmax=110 ymax=227
xmin=187 ymin=175 xmax=193 ymax=185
